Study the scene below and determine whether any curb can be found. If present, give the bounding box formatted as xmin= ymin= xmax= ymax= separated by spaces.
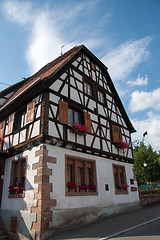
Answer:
xmin=97 ymin=216 xmax=160 ymax=240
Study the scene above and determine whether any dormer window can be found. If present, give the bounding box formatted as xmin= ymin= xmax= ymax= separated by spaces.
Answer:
xmin=98 ymin=90 xmax=105 ymax=103
xmin=84 ymin=81 xmax=92 ymax=96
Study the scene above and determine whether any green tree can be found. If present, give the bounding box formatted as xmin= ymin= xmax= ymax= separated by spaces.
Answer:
xmin=133 ymin=141 xmax=160 ymax=184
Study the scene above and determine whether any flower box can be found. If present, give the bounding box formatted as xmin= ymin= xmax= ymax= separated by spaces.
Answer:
xmin=8 ymin=182 xmax=24 ymax=194
xmin=68 ymin=188 xmax=76 ymax=192
xmin=116 ymin=183 xmax=129 ymax=191
xmin=78 ymin=183 xmax=89 ymax=192
xmin=115 ymin=141 xmax=129 ymax=149
xmin=71 ymin=122 xmax=89 ymax=135
xmin=66 ymin=182 xmax=77 ymax=192
xmin=88 ymin=184 xmax=96 ymax=192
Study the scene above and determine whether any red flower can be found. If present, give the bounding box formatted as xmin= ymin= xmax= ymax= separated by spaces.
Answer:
xmin=66 ymin=182 xmax=77 ymax=189
xmin=116 ymin=141 xmax=129 ymax=149
xmin=0 ymin=137 xmax=4 ymax=143
xmin=71 ymin=122 xmax=89 ymax=135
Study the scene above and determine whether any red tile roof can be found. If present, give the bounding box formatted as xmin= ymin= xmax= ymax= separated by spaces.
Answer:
xmin=2 ymin=45 xmax=83 ymax=107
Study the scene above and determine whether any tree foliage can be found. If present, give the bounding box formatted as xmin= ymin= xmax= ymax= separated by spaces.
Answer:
xmin=133 ymin=141 xmax=160 ymax=184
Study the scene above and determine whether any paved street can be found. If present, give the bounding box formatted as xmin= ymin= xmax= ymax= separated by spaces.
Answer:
xmin=113 ymin=220 xmax=160 ymax=238
xmin=47 ymin=203 xmax=160 ymax=240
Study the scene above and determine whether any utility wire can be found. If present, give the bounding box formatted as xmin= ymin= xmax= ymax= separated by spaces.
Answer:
xmin=0 ymin=82 xmax=11 ymax=86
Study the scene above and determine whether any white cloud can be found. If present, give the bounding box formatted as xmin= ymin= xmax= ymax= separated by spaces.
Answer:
xmin=101 ymin=37 xmax=151 ymax=81
xmin=3 ymin=0 xmax=32 ymax=26
xmin=3 ymin=0 xmax=105 ymax=74
xmin=26 ymin=12 xmax=62 ymax=73
xmin=129 ymin=88 xmax=160 ymax=112
xmin=127 ymin=74 xmax=148 ymax=86
xmin=132 ymin=112 xmax=160 ymax=151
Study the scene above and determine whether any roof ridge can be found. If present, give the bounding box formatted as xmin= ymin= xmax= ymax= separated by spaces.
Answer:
xmin=26 ymin=45 xmax=84 ymax=83
xmin=0 ymin=45 xmax=84 ymax=108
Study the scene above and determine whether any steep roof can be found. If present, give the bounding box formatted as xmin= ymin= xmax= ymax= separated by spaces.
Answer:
xmin=0 ymin=45 xmax=135 ymax=133
xmin=1 ymin=45 xmax=83 ymax=109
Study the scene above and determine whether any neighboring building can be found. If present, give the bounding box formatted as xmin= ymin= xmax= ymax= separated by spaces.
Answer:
xmin=0 ymin=45 xmax=139 ymax=240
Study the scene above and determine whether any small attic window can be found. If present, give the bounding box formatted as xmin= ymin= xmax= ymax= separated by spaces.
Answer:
xmin=84 ymin=81 xmax=92 ymax=96
xmin=98 ymin=90 xmax=105 ymax=104
xmin=91 ymin=62 xmax=95 ymax=71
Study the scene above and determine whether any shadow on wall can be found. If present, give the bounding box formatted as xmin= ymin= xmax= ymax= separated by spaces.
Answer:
xmin=1 ymin=178 xmax=36 ymax=240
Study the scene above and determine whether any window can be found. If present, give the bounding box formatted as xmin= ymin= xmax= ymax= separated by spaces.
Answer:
xmin=66 ymin=155 xmax=97 ymax=195
xmin=111 ymin=124 xmax=122 ymax=144
xmin=7 ymin=113 xmax=15 ymax=134
xmin=59 ymin=101 xmax=92 ymax=133
xmin=84 ymin=81 xmax=92 ymax=96
xmin=78 ymin=161 xmax=84 ymax=185
xmin=113 ymin=164 xmax=128 ymax=194
xmin=67 ymin=159 xmax=74 ymax=182
xmin=14 ymin=109 xmax=26 ymax=131
xmin=98 ymin=90 xmax=105 ymax=103
xmin=91 ymin=62 xmax=95 ymax=71
xmin=9 ymin=158 xmax=26 ymax=198
xmin=68 ymin=108 xmax=82 ymax=126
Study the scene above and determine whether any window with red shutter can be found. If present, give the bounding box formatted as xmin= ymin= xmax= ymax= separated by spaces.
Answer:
xmin=8 ymin=113 xmax=15 ymax=134
xmin=0 ymin=120 xmax=5 ymax=137
xmin=84 ymin=112 xmax=91 ymax=133
xmin=26 ymin=101 xmax=35 ymax=124
xmin=59 ymin=101 xmax=68 ymax=124
xmin=112 ymin=124 xmax=122 ymax=144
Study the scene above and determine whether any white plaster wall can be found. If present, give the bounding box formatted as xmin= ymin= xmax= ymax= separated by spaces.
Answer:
xmin=3 ymin=136 xmax=9 ymax=150
xmin=35 ymin=105 xmax=41 ymax=118
xmin=49 ymin=121 xmax=63 ymax=138
xmin=1 ymin=145 xmax=40 ymax=212
xmin=13 ymin=133 xmax=19 ymax=146
xmin=30 ymin=120 xmax=40 ymax=138
xmin=46 ymin=144 xmax=139 ymax=211
xmin=70 ymin=87 xmax=81 ymax=104
xmin=20 ymin=129 xmax=26 ymax=143
xmin=49 ymin=93 xmax=60 ymax=103
xmin=49 ymin=79 xmax=63 ymax=92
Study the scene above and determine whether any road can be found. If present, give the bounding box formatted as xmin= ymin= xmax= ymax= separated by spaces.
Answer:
xmin=47 ymin=203 xmax=160 ymax=240
xmin=111 ymin=218 xmax=160 ymax=239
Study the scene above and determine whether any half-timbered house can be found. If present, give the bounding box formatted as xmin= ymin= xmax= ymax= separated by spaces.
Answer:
xmin=0 ymin=45 xmax=139 ymax=240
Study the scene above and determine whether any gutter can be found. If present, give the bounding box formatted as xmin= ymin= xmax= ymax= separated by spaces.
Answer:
xmin=0 ymin=77 xmax=41 ymax=112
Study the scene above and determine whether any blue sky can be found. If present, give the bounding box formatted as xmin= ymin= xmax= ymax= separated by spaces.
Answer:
xmin=0 ymin=0 xmax=160 ymax=150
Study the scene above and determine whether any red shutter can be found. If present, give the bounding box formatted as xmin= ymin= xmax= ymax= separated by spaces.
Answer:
xmin=0 ymin=120 xmax=5 ymax=137
xmin=8 ymin=113 xmax=15 ymax=134
xmin=26 ymin=101 xmax=35 ymax=124
xmin=112 ymin=125 xmax=121 ymax=143
xmin=59 ymin=101 xmax=68 ymax=124
xmin=84 ymin=112 xmax=91 ymax=133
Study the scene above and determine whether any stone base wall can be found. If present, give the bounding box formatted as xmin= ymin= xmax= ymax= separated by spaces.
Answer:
xmin=140 ymin=194 xmax=160 ymax=206
xmin=43 ymin=201 xmax=140 ymax=239
xmin=0 ymin=209 xmax=36 ymax=240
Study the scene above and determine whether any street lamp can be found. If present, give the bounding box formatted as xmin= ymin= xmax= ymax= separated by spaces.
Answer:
xmin=144 ymin=162 xmax=147 ymax=167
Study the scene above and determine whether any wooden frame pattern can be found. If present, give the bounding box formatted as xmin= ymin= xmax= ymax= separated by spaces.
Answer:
xmin=1 ymin=49 xmax=134 ymax=165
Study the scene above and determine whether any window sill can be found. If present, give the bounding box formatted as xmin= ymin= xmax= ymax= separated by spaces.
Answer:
xmin=115 ymin=190 xmax=128 ymax=195
xmin=66 ymin=191 xmax=98 ymax=196
xmin=8 ymin=192 xmax=25 ymax=198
